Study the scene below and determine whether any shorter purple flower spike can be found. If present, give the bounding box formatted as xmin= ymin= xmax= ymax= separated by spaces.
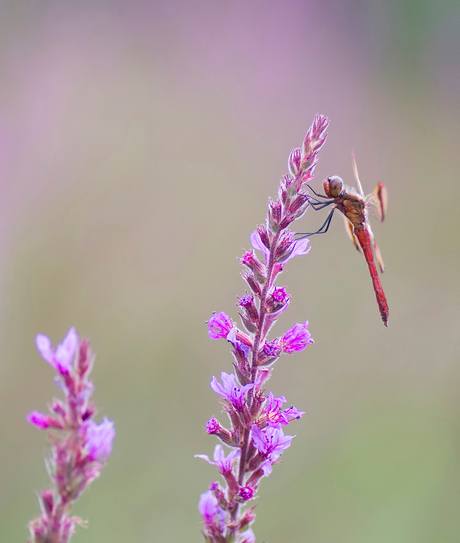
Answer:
xmin=208 ymin=312 xmax=233 ymax=340
xmin=27 ymin=328 xmax=114 ymax=543
xmin=281 ymin=320 xmax=314 ymax=353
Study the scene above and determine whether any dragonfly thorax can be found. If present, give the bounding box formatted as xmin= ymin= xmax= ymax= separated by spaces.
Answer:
xmin=324 ymin=176 xmax=344 ymax=198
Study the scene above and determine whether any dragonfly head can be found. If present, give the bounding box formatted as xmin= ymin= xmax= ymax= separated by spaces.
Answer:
xmin=324 ymin=176 xmax=344 ymax=198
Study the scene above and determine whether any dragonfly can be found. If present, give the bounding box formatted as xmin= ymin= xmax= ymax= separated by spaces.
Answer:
xmin=297 ymin=153 xmax=389 ymax=326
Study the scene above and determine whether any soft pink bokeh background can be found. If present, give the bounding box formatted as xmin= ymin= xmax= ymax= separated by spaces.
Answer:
xmin=1 ymin=1 xmax=459 ymax=542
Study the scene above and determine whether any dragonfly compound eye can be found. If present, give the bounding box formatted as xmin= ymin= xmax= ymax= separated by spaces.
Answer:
xmin=327 ymin=176 xmax=343 ymax=197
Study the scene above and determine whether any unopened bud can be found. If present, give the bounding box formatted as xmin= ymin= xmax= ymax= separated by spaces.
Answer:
xmin=288 ymin=148 xmax=301 ymax=176
xmin=240 ymin=250 xmax=266 ymax=284
xmin=39 ymin=490 xmax=54 ymax=516
xmin=256 ymin=224 xmax=270 ymax=250
xmin=78 ymin=339 xmax=92 ymax=375
xmin=242 ymin=272 xmax=262 ymax=296
xmin=268 ymin=198 xmax=282 ymax=231
xmin=238 ymin=506 xmax=256 ymax=530
xmin=289 ymin=193 xmax=309 ymax=214
xmin=205 ymin=418 xmax=235 ymax=446
xmin=223 ymin=470 xmax=239 ymax=496
xmin=237 ymin=294 xmax=259 ymax=323
xmin=239 ymin=313 xmax=257 ymax=335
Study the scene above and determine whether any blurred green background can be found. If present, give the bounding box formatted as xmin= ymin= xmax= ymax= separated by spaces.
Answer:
xmin=1 ymin=1 xmax=459 ymax=541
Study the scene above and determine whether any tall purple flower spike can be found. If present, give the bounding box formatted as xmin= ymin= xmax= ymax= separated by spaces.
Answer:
xmin=26 ymin=328 xmax=115 ymax=543
xmin=197 ymin=115 xmax=329 ymax=541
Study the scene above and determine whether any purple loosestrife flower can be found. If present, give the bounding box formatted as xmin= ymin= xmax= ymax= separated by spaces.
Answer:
xmin=208 ymin=312 xmax=234 ymax=340
xmin=251 ymin=424 xmax=295 ymax=460
xmin=249 ymin=424 xmax=295 ymax=478
xmin=83 ymin=417 xmax=116 ymax=461
xmin=197 ymin=115 xmax=329 ymax=541
xmin=281 ymin=320 xmax=314 ymax=353
xmin=26 ymin=328 xmax=115 ymax=543
xmin=196 ymin=445 xmax=241 ymax=473
xmin=210 ymin=372 xmax=255 ymax=410
xmin=259 ymin=391 xmax=305 ymax=428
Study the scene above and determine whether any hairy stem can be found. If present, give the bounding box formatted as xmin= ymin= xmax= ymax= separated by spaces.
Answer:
xmin=234 ymin=229 xmax=281 ymax=524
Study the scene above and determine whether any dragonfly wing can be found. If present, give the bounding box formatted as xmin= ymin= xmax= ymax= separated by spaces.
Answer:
xmin=366 ymin=222 xmax=385 ymax=273
xmin=371 ymin=183 xmax=388 ymax=222
xmin=344 ymin=215 xmax=362 ymax=254
xmin=351 ymin=150 xmax=365 ymax=198
xmin=373 ymin=238 xmax=385 ymax=273
xmin=366 ymin=183 xmax=388 ymax=222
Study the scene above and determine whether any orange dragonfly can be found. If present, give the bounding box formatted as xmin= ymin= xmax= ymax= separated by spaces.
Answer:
xmin=298 ymin=153 xmax=389 ymax=326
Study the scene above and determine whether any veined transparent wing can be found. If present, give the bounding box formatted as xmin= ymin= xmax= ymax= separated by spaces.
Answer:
xmin=345 ymin=152 xmax=387 ymax=273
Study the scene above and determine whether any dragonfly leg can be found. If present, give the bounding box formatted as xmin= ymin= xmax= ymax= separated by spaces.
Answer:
xmin=310 ymin=200 xmax=334 ymax=211
xmin=296 ymin=208 xmax=335 ymax=238
xmin=306 ymin=184 xmax=328 ymax=199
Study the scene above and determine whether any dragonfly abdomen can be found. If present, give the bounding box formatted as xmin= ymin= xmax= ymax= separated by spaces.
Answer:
xmin=354 ymin=226 xmax=389 ymax=327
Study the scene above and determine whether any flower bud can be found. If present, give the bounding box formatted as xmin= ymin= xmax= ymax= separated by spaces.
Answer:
xmin=238 ymin=506 xmax=256 ymax=530
xmin=28 ymin=518 xmax=48 ymax=543
xmin=49 ymin=399 xmax=67 ymax=418
xmin=26 ymin=411 xmax=64 ymax=430
xmin=273 ymin=230 xmax=296 ymax=261
xmin=256 ymin=224 xmax=270 ymax=250
xmin=237 ymin=294 xmax=259 ymax=323
xmin=242 ymin=272 xmax=262 ymax=296
xmin=256 ymin=339 xmax=282 ymax=366
xmin=238 ymin=313 xmax=257 ymax=335
xmin=265 ymin=287 xmax=290 ymax=314
xmin=205 ymin=418 xmax=235 ymax=446
xmin=289 ymin=193 xmax=309 ymax=214
xmin=222 ymin=471 xmax=239 ymax=497
xmin=240 ymin=250 xmax=266 ymax=284
xmin=39 ymin=490 xmax=54 ymax=516
xmin=246 ymin=466 xmax=265 ymax=486
xmin=288 ymin=148 xmax=301 ymax=176
xmin=78 ymin=339 xmax=92 ymax=376
xmin=238 ymin=486 xmax=255 ymax=501
xmin=233 ymin=362 xmax=252 ymax=387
